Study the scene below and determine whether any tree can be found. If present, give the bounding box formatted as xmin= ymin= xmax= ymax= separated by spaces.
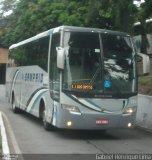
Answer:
xmin=2 ymin=0 xmax=89 ymax=46
xmin=136 ymin=0 xmax=152 ymax=54
xmin=0 ymin=0 xmax=19 ymax=47
xmin=1 ymin=0 xmax=151 ymax=49
xmin=86 ymin=0 xmax=137 ymax=33
xmin=0 ymin=0 xmax=17 ymax=18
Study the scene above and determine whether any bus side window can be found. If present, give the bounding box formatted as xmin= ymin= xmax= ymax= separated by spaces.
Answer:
xmin=35 ymin=36 xmax=50 ymax=71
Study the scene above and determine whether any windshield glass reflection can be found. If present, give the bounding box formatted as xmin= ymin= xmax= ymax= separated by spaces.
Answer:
xmin=62 ymin=31 xmax=137 ymax=97
xmin=63 ymin=32 xmax=103 ymax=94
xmin=102 ymin=33 xmax=136 ymax=94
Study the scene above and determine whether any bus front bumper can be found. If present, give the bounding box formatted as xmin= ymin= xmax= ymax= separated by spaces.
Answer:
xmin=52 ymin=110 xmax=136 ymax=130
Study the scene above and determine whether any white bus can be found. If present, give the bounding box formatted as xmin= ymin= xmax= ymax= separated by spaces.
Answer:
xmin=6 ymin=26 xmax=138 ymax=130
xmin=133 ymin=18 xmax=152 ymax=55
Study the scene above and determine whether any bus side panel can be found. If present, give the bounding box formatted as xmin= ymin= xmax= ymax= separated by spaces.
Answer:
xmin=26 ymin=90 xmax=53 ymax=121
xmin=6 ymin=66 xmax=21 ymax=104
xmin=20 ymin=65 xmax=54 ymax=121
xmin=6 ymin=65 xmax=54 ymax=121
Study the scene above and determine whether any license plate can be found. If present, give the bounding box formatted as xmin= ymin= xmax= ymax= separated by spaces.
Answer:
xmin=96 ymin=119 xmax=109 ymax=125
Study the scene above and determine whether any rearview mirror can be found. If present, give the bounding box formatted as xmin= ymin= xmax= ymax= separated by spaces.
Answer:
xmin=57 ymin=47 xmax=65 ymax=69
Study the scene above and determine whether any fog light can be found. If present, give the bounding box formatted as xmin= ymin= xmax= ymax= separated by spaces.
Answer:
xmin=67 ymin=121 xmax=72 ymax=127
xmin=128 ymin=123 xmax=132 ymax=128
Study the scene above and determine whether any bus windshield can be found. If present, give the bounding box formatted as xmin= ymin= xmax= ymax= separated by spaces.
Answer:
xmin=102 ymin=33 xmax=136 ymax=96
xmin=62 ymin=31 xmax=137 ymax=97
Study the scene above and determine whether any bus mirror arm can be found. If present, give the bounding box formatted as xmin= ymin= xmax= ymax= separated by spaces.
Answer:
xmin=57 ymin=47 xmax=65 ymax=70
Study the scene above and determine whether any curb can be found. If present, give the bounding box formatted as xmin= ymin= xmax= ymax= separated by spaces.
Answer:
xmin=0 ymin=111 xmax=10 ymax=155
xmin=2 ymin=111 xmax=22 ymax=155
xmin=0 ymin=111 xmax=24 ymax=160
xmin=135 ymin=125 xmax=152 ymax=134
xmin=136 ymin=94 xmax=152 ymax=133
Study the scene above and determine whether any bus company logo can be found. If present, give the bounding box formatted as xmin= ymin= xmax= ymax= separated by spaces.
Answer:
xmin=23 ymin=73 xmax=43 ymax=83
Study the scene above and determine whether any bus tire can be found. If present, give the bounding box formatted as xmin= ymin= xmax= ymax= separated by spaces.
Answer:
xmin=42 ymin=109 xmax=51 ymax=131
xmin=40 ymin=100 xmax=54 ymax=131
xmin=12 ymin=93 xmax=19 ymax=113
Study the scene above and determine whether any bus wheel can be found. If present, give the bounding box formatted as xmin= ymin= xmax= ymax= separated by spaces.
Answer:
xmin=42 ymin=108 xmax=51 ymax=131
xmin=12 ymin=94 xmax=19 ymax=113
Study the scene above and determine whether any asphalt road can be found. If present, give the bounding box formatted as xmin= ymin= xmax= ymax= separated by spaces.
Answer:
xmin=0 ymin=85 xmax=152 ymax=159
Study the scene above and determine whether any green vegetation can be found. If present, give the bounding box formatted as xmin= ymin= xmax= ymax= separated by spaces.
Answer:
xmin=0 ymin=0 xmax=152 ymax=48
xmin=0 ymin=0 xmax=152 ymax=95
xmin=138 ymin=58 xmax=152 ymax=95
xmin=138 ymin=75 xmax=152 ymax=95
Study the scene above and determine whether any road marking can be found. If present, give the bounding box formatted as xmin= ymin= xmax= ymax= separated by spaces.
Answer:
xmin=0 ymin=111 xmax=10 ymax=154
xmin=1 ymin=111 xmax=22 ymax=154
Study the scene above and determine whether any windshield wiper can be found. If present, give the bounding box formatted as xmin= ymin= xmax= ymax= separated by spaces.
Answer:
xmin=90 ymin=65 xmax=101 ymax=84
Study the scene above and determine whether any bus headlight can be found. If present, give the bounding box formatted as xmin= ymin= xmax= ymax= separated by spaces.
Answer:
xmin=62 ymin=105 xmax=81 ymax=114
xmin=123 ymin=106 xmax=137 ymax=114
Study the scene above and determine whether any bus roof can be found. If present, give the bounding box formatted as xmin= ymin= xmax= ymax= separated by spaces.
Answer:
xmin=9 ymin=26 xmax=130 ymax=49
